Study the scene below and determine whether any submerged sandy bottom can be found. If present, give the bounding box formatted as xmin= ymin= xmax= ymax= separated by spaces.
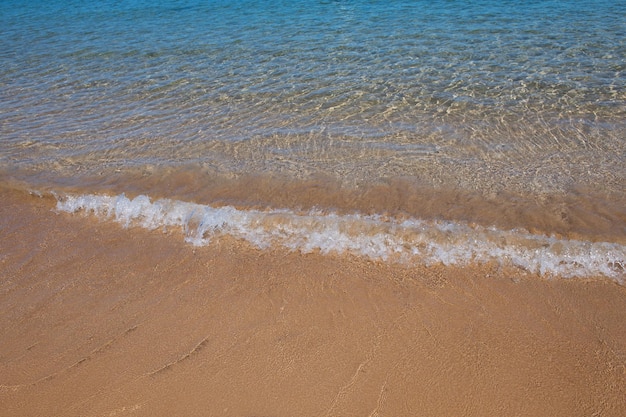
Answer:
xmin=1 ymin=187 xmax=625 ymax=417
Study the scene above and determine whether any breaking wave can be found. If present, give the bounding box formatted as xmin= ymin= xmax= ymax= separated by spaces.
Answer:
xmin=55 ymin=192 xmax=625 ymax=282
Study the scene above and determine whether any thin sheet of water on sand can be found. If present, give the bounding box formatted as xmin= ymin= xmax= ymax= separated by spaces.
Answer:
xmin=1 ymin=187 xmax=625 ymax=416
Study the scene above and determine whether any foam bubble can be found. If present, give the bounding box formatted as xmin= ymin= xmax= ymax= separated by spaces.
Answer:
xmin=55 ymin=192 xmax=626 ymax=282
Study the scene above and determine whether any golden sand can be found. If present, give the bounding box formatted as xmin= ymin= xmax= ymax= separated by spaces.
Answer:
xmin=1 ymin=187 xmax=625 ymax=416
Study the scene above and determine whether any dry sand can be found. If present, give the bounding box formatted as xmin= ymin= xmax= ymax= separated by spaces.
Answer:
xmin=1 ymin=187 xmax=625 ymax=416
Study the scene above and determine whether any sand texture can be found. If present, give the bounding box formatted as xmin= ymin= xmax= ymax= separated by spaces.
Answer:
xmin=1 ymin=187 xmax=625 ymax=416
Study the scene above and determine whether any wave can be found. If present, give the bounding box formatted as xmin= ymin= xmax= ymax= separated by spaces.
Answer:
xmin=54 ymin=192 xmax=625 ymax=282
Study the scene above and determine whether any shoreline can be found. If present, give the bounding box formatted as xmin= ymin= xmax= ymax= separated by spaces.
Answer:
xmin=1 ymin=186 xmax=625 ymax=416
xmin=3 ymin=166 xmax=626 ymax=246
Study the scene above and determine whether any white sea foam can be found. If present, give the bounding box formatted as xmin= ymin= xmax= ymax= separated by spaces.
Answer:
xmin=55 ymin=193 xmax=626 ymax=282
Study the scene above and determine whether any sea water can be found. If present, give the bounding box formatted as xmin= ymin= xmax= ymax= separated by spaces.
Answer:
xmin=1 ymin=0 xmax=625 ymax=280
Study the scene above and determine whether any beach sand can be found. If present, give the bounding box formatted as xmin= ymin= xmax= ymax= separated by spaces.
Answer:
xmin=1 ymin=186 xmax=625 ymax=416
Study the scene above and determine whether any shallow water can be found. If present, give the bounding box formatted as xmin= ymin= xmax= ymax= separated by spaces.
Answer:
xmin=1 ymin=0 xmax=625 ymax=279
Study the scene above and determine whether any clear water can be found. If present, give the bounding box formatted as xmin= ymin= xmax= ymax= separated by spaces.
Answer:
xmin=1 ymin=0 xmax=625 ymax=277
xmin=2 ymin=0 xmax=624 ymax=177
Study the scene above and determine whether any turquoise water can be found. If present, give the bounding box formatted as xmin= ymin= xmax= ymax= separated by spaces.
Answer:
xmin=2 ymin=0 xmax=624 ymax=176
xmin=1 ymin=0 xmax=625 ymax=277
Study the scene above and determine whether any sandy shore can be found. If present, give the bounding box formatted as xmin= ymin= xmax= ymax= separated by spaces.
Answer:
xmin=1 ymin=186 xmax=625 ymax=416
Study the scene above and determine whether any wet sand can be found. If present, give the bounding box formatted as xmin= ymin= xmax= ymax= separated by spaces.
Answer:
xmin=1 ymin=186 xmax=625 ymax=416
